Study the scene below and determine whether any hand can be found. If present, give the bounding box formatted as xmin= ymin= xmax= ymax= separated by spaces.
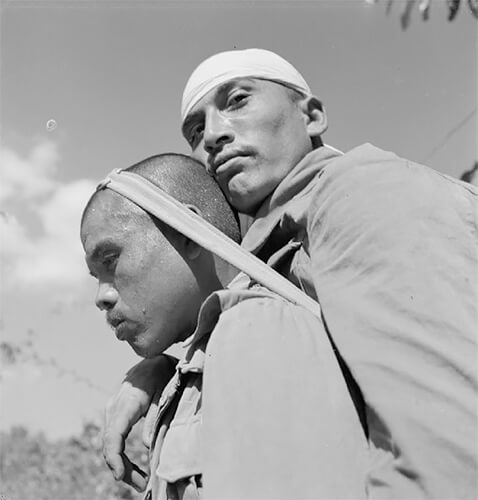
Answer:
xmin=103 ymin=355 xmax=176 ymax=491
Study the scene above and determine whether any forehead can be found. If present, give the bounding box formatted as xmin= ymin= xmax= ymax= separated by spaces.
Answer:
xmin=81 ymin=190 xmax=144 ymax=255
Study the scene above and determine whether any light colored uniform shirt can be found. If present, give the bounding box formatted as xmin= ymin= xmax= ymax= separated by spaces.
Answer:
xmin=242 ymin=144 xmax=478 ymax=499
xmin=143 ymin=275 xmax=369 ymax=500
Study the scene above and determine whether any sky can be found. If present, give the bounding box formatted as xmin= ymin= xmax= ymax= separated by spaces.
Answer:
xmin=1 ymin=0 xmax=477 ymax=439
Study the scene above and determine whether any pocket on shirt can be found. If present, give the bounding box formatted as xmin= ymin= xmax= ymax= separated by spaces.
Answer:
xmin=156 ymin=415 xmax=202 ymax=483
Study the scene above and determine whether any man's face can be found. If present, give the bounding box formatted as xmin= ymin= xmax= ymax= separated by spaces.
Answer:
xmin=81 ymin=191 xmax=201 ymax=358
xmin=182 ymin=78 xmax=314 ymax=214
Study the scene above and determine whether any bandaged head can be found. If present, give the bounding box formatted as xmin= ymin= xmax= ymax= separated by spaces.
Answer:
xmin=181 ymin=48 xmax=312 ymax=123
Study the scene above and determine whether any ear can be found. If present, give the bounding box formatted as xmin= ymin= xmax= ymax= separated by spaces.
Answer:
xmin=182 ymin=204 xmax=203 ymax=260
xmin=300 ymin=95 xmax=328 ymax=139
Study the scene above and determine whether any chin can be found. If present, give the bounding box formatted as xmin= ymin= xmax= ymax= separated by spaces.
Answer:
xmin=230 ymin=193 xmax=261 ymax=215
xmin=128 ymin=340 xmax=161 ymax=359
xmin=228 ymin=187 xmax=255 ymax=213
xmin=228 ymin=182 xmax=270 ymax=215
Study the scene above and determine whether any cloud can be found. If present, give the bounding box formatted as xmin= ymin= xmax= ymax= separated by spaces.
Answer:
xmin=0 ymin=141 xmax=59 ymax=202
xmin=0 ymin=141 xmax=97 ymax=297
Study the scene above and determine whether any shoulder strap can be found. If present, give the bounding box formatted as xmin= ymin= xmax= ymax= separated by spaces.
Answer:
xmin=100 ymin=169 xmax=321 ymax=318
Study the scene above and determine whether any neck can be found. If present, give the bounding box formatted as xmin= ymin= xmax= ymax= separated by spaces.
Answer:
xmin=194 ymin=253 xmax=225 ymax=301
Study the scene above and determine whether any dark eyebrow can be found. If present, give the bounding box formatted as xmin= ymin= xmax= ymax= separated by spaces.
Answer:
xmin=86 ymin=238 xmax=119 ymax=264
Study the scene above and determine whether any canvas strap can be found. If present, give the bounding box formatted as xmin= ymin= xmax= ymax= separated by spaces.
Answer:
xmin=98 ymin=169 xmax=322 ymax=318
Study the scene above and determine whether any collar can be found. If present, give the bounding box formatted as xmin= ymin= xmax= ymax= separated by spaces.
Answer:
xmin=178 ymin=274 xmax=276 ymax=373
xmin=241 ymin=145 xmax=342 ymax=255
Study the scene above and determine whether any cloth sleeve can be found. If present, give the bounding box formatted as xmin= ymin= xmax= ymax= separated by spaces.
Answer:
xmin=201 ymin=297 xmax=369 ymax=500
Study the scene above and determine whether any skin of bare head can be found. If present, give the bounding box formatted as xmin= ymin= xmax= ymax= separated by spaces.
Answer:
xmin=80 ymin=153 xmax=241 ymax=358
xmin=182 ymin=78 xmax=328 ymax=215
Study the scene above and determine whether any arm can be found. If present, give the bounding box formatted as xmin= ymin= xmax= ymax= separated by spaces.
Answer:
xmin=201 ymin=297 xmax=368 ymax=499
xmin=103 ymin=354 xmax=177 ymax=492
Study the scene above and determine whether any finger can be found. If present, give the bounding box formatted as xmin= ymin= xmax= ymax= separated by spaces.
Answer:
xmin=104 ymin=385 xmax=150 ymax=464
xmin=103 ymin=416 xmax=131 ymax=480
xmin=103 ymin=437 xmax=125 ymax=480
xmin=121 ymin=453 xmax=148 ymax=492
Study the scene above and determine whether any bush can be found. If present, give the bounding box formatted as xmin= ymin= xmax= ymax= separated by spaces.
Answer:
xmin=0 ymin=421 xmax=149 ymax=500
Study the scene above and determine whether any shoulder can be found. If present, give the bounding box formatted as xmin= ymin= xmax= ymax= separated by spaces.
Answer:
xmin=206 ymin=290 xmax=324 ymax=362
xmin=195 ymin=286 xmax=293 ymax=350
xmin=305 ymin=143 xmax=475 ymax=231
xmin=214 ymin=291 xmax=301 ymax=333
xmin=308 ymin=143 xmax=472 ymax=198
xmin=308 ymin=143 xmax=409 ymax=194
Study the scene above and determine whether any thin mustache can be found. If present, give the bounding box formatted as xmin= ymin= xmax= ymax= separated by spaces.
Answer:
xmin=106 ymin=314 xmax=124 ymax=328
xmin=210 ymin=150 xmax=250 ymax=174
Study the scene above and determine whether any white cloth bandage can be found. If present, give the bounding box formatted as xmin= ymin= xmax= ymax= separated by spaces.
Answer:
xmin=181 ymin=48 xmax=312 ymax=122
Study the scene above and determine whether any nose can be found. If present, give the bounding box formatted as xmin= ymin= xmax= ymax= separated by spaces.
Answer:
xmin=95 ymin=281 xmax=119 ymax=311
xmin=203 ymin=109 xmax=233 ymax=156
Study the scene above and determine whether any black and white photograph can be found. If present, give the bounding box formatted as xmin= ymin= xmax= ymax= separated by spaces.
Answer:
xmin=1 ymin=1 xmax=477 ymax=499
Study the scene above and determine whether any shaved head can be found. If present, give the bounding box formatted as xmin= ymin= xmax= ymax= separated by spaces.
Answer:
xmin=80 ymin=153 xmax=240 ymax=358
xmin=82 ymin=153 xmax=240 ymax=244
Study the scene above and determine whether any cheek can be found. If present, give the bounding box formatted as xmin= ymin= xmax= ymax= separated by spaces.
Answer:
xmin=143 ymin=253 xmax=188 ymax=314
xmin=254 ymin=114 xmax=298 ymax=167
xmin=267 ymin=116 xmax=310 ymax=170
xmin=114 ymin=258 xmax=154 ymax=313
xmin=257 ymin=105 xmax=290 ymax=137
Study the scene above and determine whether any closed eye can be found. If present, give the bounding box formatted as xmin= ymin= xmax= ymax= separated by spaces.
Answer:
xmin=102 ymin=253 xmax=118 ymax=272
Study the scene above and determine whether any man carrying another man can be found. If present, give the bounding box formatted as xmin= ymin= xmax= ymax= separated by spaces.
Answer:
xmin=81 ymin=153 xmax=369 ymax=499
xmin=103 ymin=49 xmax=478 ymax=498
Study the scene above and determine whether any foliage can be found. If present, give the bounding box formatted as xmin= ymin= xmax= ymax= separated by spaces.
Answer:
xmin=365 ymin=0 xmax=478 ymax=29
xmin=0 ymin=421 xmax=149 ymax=500
xmin=460 ymin=161 xmax=478 ymax=185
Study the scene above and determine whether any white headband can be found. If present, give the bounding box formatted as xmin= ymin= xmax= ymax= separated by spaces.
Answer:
xmin=181 ymin=48 xmax=312 ymax=123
